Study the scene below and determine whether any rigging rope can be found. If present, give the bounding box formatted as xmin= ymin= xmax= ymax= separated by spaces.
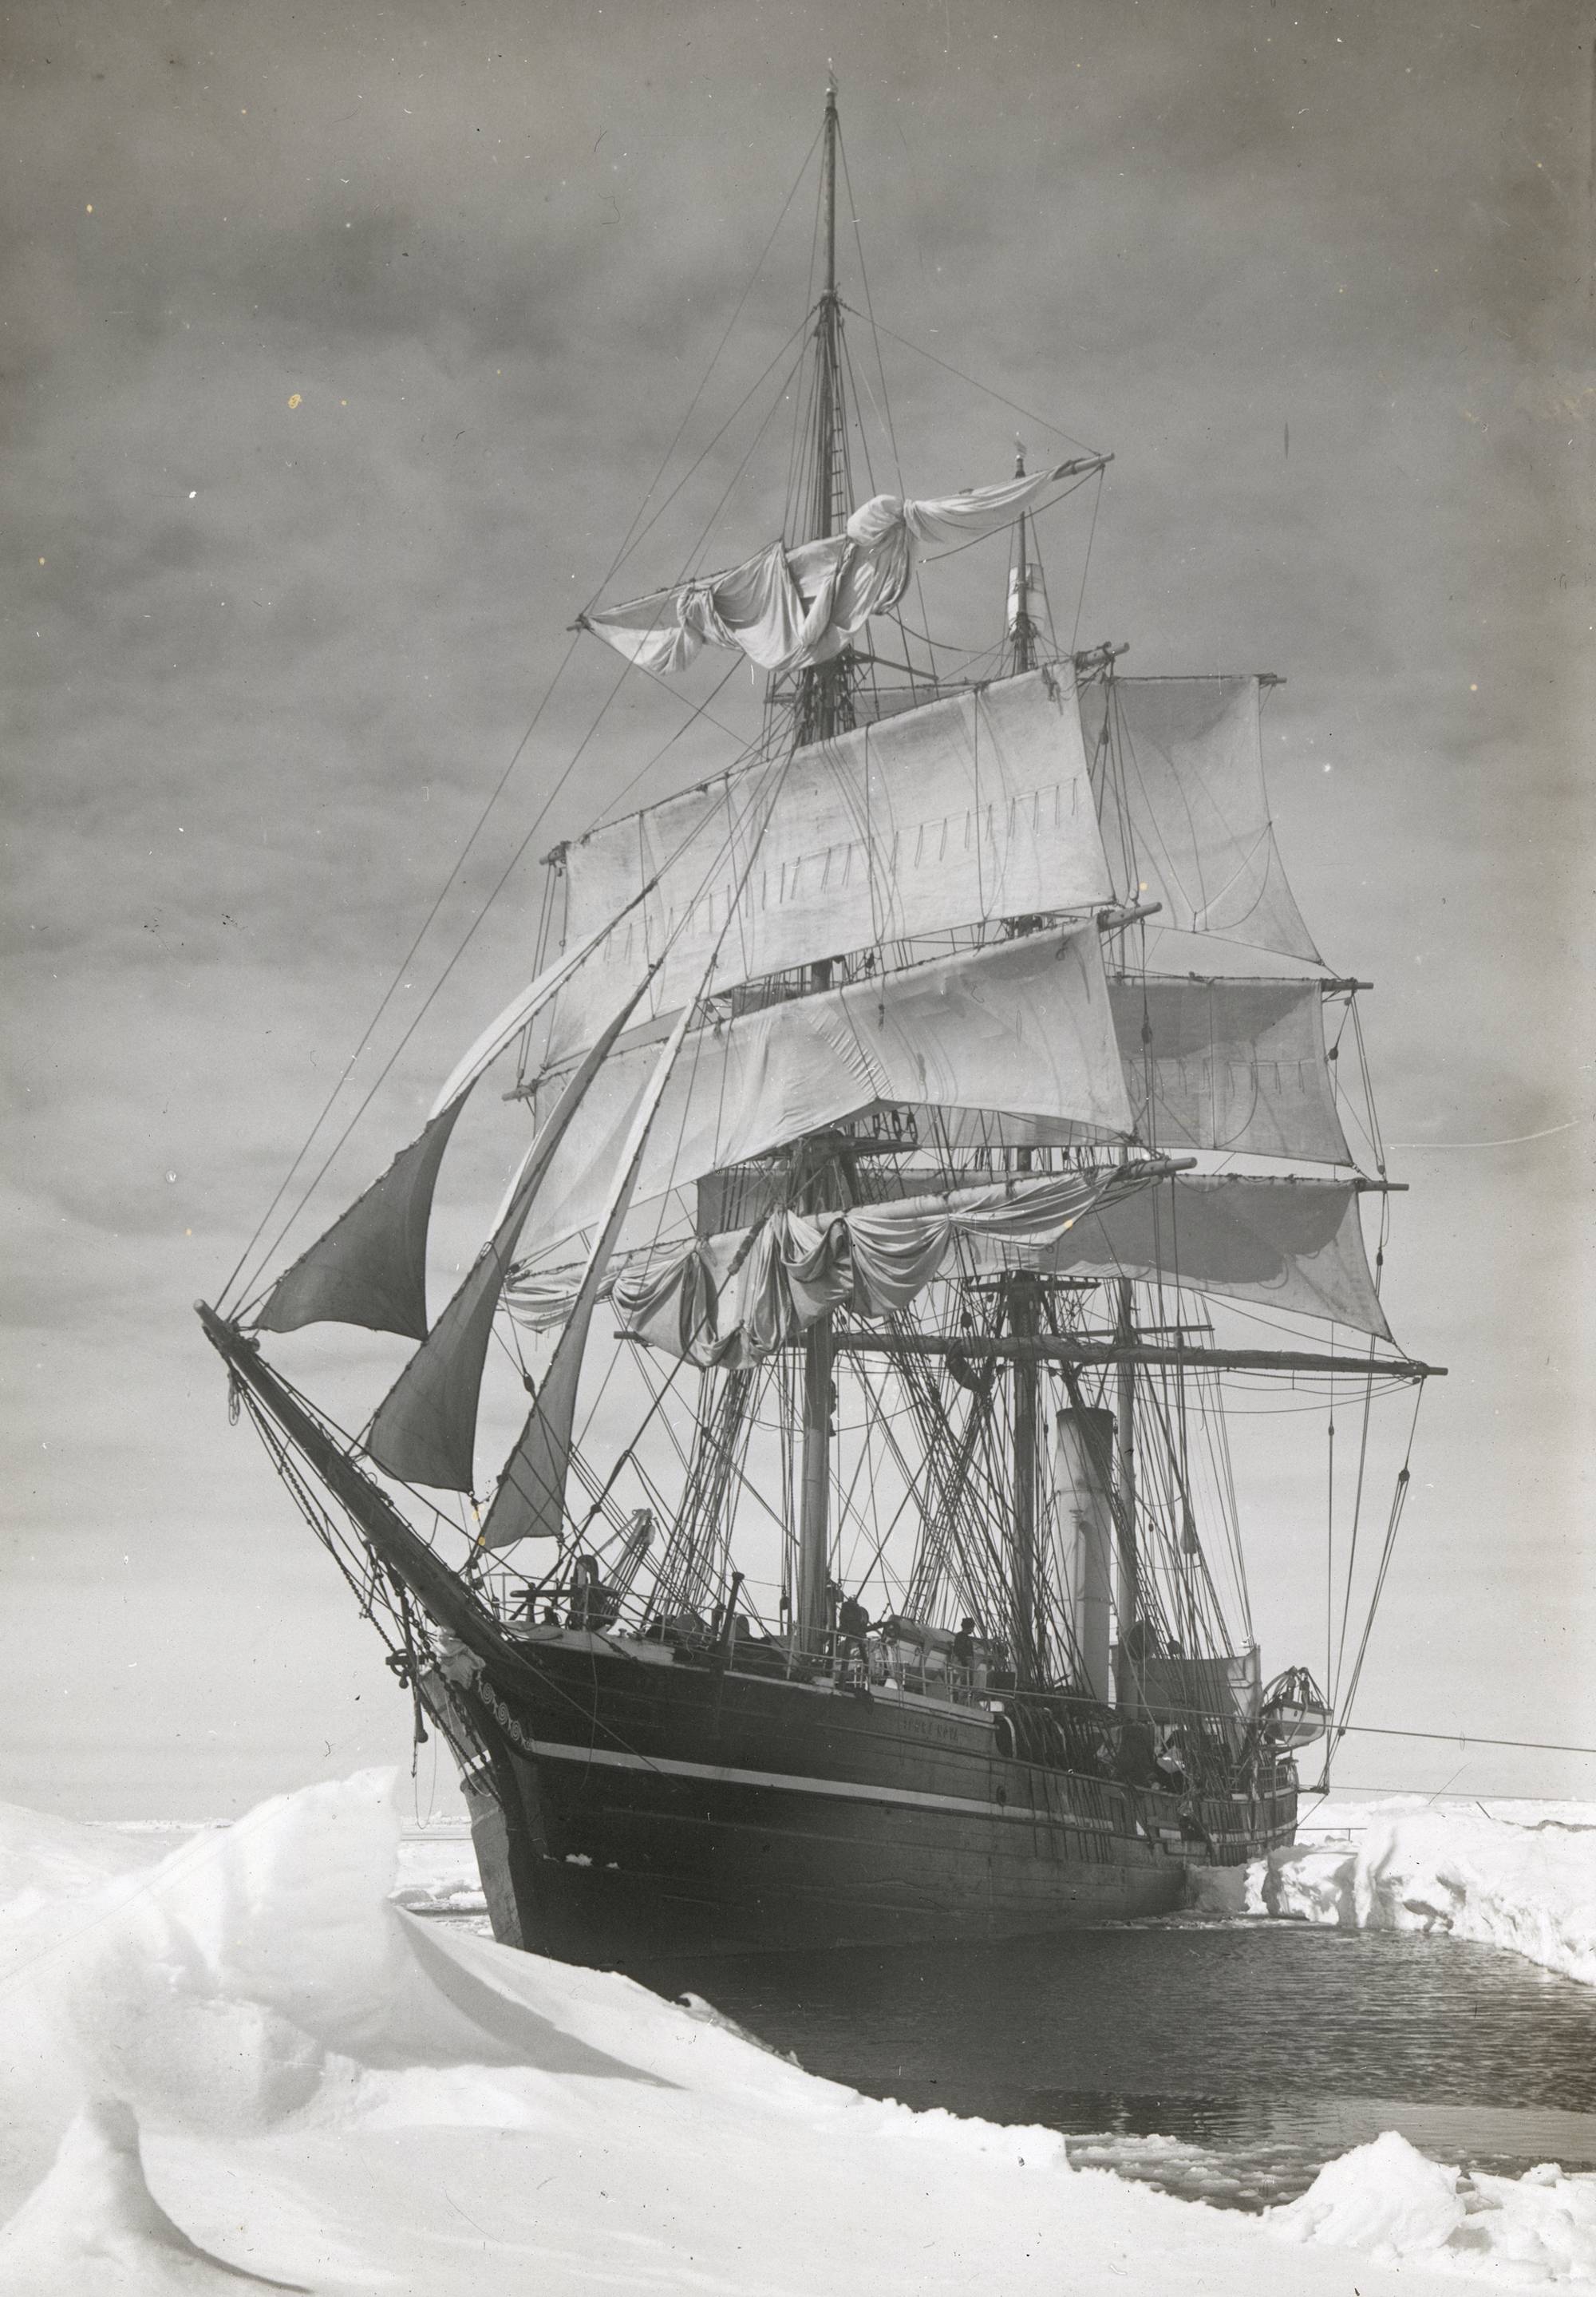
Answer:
xmin=593 ymin=125 xmax=821 ymax=604
xmin=1321 ymin=1382 xmax=1425 ymax=1784
xmin=837 ymin=303 xmax=1101 ymax=457
xmin=225 ymin=148 xmax=830 ymax=1319
xmin=1069 ymin=465 xmax=1105 ymax=658
xmin=218 ymin=628 xmax=582 ymax=1311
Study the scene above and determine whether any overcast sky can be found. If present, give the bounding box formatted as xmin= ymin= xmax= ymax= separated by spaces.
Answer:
xmin=4 ymin=0 xmax=1591 ymax=1820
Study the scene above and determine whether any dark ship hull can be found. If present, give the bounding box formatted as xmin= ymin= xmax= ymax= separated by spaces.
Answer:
xmin=425 ymin=1627 xmax=1298 ymax=1967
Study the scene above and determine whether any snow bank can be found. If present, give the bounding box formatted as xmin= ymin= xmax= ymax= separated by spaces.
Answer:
xmin=2 ymin=1776 xmax=1589 ymax=2294
xmin=1257 ymin=1805 xmax=1596 ymax=1986
xmin=1274 ymin=2131 xmax=1596 ymax=2283
xmin=0 ymin=2098 xmax=306 ymax=2295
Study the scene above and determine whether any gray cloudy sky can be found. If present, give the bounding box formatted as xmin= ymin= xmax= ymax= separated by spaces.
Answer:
xmin=3 ymin=0 xmax=1591 ymax=1819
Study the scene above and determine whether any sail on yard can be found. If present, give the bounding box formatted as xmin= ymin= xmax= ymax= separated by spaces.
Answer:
xmin=200 ymin=81 xmax=1440 ymax=1966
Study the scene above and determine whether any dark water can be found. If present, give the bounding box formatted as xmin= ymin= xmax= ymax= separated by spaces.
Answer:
xmin=666 ymin=1919 xmax=1596 ymax=2212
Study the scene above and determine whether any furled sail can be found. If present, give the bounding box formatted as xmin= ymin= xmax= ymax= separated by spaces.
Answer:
xmin=544 ymin=667 xmax=1109 ymax=1069
xmin=251 ymin=911 xmax=642 ymax=1342
xmin=518 ymin=1172 xmax=1389 ymax=1352
xmin=1083 ymin=677 xmax=1321 ymax=965
xmin=517 ymin=927 xmax=1132 ymax=1268
xmin=480 ymin=995 xmax=702 ymax=1548
xmin=970 ymin=1173 xmax=1393 ymax=1338
xmin=580 ymin=466 xmax=1084 ymax=678
xmin=610 ymin=1163 xmax=1167 ymax=1370
xmin=363 ymin=981 xmax=656 ymax=1492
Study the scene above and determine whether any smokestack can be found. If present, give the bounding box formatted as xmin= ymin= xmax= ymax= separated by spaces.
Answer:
xmin=1056 ymin=1408 xmax=1114 ymax=1705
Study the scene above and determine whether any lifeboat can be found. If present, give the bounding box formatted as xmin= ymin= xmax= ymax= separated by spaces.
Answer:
xmin=1261 ymin=1666 xmax=1331 ymax=1749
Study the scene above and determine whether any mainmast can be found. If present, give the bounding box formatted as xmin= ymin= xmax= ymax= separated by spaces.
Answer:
xmin=793 ymin=74 xmax=848 ymax=1658
xmin=1114 ymin=1275 xmax=1140 ymax=1681
xmin=1005 ymin=449 xmax=1045 ymax=1688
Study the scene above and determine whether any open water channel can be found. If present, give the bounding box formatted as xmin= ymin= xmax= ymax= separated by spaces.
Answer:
xmin=662 ymin=1919 xmax=1596 ymax=2212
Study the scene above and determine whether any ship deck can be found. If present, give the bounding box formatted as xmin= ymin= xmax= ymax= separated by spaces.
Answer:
xmin=426 ymin=1629 xmax=1298 ymax=1967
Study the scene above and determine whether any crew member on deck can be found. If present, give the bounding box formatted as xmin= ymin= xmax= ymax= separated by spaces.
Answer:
xmin=1155 ymin=1725 xmax=1187 ymax=1792
xmin=838 ymin=1590 xmax=871 ymax=1679
xmin=566 ymin=1556 xmax=620 ymax=1631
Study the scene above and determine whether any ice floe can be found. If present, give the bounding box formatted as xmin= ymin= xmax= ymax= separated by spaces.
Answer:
xmin=1248 ymin=1804 xmax=1596 ymax=1986
xmin=2 ymin=1774 xmax=1591 ymax=2293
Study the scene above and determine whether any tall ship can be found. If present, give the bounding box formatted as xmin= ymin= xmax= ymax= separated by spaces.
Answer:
xmin=201 ymin=86 xmax=1441 ymax=1967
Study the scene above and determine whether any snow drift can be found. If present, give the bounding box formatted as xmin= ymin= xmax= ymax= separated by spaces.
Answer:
xmin=1276 ymin=2131 xmax=1596 ymax=2283
xmin=2 ymin=1776 xmax=1592 ymax=2294
xmin=1249 ymin=1805 xmax=1596 ymax=1987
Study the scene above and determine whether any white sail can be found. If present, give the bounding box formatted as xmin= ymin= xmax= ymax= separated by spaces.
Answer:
xmin=1084 ymin=676 xmax=1321 ymax=965
xmin=800 ymin=975 xmax=1352 ymax=1166
xmin=364 ymin=982 xmax=656 ymax=1492
xmin=544 ymin=667 xmax=1110 ymax=1069
xmin=972 ymin=1172 xmax=1392 ymax=1338
xmin=427 ymin=907 xmax=647 ymax=1121
xmin=1116 ymin=975 xmax=1350 ymax=1164
xmin=479 ymin=997 xmax=702 ymax=1549
xmin=519 ymin=926 xmax=1131 ymax=1267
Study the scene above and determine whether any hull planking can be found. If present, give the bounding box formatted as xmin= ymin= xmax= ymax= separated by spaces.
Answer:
xmin=425 ymin=1628 xmax=1298 ymax=1967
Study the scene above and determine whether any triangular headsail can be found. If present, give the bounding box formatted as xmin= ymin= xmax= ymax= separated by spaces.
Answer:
xmin=251 ymin=911 xmax=642 ymax=1342
xmin=479 ymin=994 xmax=702 ymax=1548
xmin=364 ymin=975 xmax=660 ymax=1493
xmin=253 ymin=1101 xmax=466 ymax=1342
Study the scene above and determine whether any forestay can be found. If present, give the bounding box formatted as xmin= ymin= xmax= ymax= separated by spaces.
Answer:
xmin=1083 ymin=676 xmax=1322 ymax=966
xmin=544 ymin=668 xmax=1108 ymax=1067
